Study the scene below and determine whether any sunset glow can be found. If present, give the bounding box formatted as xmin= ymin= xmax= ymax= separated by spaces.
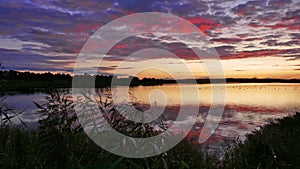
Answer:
xmin=0 ymin=0 xmax=299 ymax=79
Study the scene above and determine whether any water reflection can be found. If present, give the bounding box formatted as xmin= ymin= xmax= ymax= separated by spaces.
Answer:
xmin=2 ymin=83 xmax=300 ymax=154
xmin=129 ymin=83 xmax=300 ymax=108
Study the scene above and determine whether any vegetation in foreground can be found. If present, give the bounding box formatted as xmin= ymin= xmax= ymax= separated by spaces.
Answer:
xmin=223 ymin=112 xmax=300 ymax=169
xmin=0 ymin=89 xmax=299 ymax=169
xmin=0 ymin=89 xmax=218 ymax=169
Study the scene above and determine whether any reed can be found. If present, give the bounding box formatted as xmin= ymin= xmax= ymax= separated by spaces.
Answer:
xmin=0 ymin=89 xmax=299 ymax=168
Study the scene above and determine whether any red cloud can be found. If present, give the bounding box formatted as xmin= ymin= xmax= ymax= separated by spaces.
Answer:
xmin=211 ymin=37 xmax=263 ymax=44
xmin=69 ymin=23 xmax=101 ymax=33
xmin=211 ymin=38 xmax=242 ymax=43
xmin=114 ymin=44 xmax=128 ymax=49
xmin=220 ymin=49 xmax=286 ymax=59
xmin=186 ymin=17 xmax=222 ymax=33
xmin=267 ymin=20 xmax=300 ymax=30
xmin=249 ymin=17 xmax=300 ymax=31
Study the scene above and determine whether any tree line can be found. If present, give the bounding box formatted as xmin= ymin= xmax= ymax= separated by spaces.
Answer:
xmin=0 ymin=70 xmax=167 ymax=90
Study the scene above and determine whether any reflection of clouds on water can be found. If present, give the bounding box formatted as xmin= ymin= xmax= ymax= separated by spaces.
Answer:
xmin=3 ymin=83 xmax=300 ymax=155
xmin=2 ymin=93 xmax=46 ymax=124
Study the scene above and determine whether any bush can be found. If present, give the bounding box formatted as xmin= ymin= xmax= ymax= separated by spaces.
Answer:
xmin=20 ymin=88 xmax=215 ymax=169
xmin=224 ymin=112 xmax=300 ymax=169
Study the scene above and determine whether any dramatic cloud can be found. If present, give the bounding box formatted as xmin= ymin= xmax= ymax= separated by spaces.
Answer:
xmin=0 ymin=0 xmax=299 ymax=78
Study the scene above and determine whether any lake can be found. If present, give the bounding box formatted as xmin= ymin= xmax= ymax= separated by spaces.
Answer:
xmin=2 ymin=83 xmax=300 ymax=155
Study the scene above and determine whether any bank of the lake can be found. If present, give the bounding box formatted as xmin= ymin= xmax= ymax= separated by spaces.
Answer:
xmin=1 ymin=108 xmax=299 ymax=168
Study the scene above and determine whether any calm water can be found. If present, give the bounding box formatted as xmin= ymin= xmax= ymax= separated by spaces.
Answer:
xmin=2 ymin=83 xmax=300 ymax=154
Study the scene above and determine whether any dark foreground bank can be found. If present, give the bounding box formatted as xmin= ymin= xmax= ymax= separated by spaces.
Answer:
xmin=223 ymin=112 xmax=300 ymax=168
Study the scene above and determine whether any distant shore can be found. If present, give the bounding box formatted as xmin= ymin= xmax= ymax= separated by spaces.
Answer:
xmin=1 ymin=70 xmax=299 ymax=93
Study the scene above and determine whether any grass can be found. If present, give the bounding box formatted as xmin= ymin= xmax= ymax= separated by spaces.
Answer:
xmin=223 ymin=112 xmax=300 ymax=169
xmin=0 ymin=89 xmax=299 ymax=169
xmin=0 ymin=126 xmax=217 ymax=169
xmin=1 ymin=89 xmax=218 ymax=169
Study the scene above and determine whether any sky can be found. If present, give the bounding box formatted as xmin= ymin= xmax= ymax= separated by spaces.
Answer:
xmin=0 ymin=0 xmax=299 ymax=79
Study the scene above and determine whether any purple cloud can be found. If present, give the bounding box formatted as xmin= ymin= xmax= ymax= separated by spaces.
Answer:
xmin=0 ymin=0 xmax=299 ymax=76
